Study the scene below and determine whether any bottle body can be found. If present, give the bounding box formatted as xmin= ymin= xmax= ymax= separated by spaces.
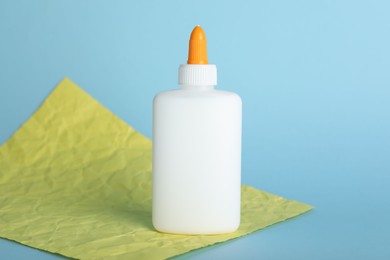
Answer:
xmin=152 ymin=86 xmax=242 ymax=235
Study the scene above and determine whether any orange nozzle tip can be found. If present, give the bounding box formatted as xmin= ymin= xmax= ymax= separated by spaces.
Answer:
xmin=187 ymin=25 xmax=208 ymax=64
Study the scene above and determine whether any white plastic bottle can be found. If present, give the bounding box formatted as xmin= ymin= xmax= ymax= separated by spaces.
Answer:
xmin=152 ymin=26 xmax=242 ymax=235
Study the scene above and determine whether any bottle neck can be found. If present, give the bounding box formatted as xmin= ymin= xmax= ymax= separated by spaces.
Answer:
xmin=180 ymin=85 xmax=215 ymax=90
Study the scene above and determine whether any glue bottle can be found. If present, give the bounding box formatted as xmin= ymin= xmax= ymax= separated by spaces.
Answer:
xmin=152 ymin=26 xmax=242 ymax=235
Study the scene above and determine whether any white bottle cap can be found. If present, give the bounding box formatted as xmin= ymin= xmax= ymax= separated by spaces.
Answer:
xmin=178 ymin=64 xmax=217 ymax=86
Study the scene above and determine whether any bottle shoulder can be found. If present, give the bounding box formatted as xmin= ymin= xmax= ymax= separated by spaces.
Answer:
xmin=154 ymin=89 xmax=241 ymax=103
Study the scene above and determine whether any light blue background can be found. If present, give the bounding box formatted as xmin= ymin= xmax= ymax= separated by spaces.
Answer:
xmin=1 ymin=0 xmax=389 ymax=259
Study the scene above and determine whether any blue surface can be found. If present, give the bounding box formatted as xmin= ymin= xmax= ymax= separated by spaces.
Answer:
xmin=1 ymin=0 xmax=389 ymax=259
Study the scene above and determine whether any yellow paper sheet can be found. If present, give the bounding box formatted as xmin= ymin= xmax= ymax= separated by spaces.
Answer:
xmin=0 ymin=78 xmax=312 ymax=259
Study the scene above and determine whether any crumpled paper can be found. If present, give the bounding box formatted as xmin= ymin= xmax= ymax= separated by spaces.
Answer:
xmin=0 ymin=78 xmax=312 ymax=259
